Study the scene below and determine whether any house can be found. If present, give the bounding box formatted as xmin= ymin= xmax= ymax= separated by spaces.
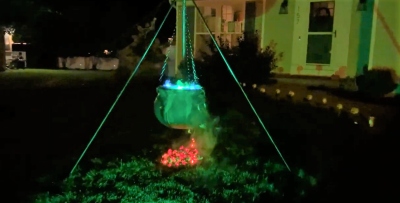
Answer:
xmin=174 ymin=0 xmax=400 ymax=79
xmin=4 ymin=32 xmax=13 ymax=64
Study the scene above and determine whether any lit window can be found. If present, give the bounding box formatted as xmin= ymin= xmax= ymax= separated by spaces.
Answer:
xmin=222 ymin=5 xmax=233 ymax=21
xmin=221 ymin=5 xmax=234 ymax=33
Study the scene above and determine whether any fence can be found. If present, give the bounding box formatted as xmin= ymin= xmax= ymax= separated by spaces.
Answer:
xmin=58 ymin=57 xmax=119 ymax=70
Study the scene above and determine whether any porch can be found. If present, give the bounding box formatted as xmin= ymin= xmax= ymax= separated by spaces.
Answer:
xmin=175 ymin=0 xmax=263 ymax=62
xmin=174 ymin=0 xmax=400 ymax=79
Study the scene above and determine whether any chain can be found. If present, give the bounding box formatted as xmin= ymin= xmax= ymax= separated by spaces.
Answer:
xmin=184 ymin=11 xmax=199 ymax=83
xmin=185 ymin=25 xmax=191 ymax=81
xmin=159 ymin=27 xmax=176 ymax=81
xmin=160 ymin=6 xmax=198 ymax=83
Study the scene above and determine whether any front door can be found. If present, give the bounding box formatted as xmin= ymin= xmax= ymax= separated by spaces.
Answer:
xmin=305 ymin=0 xmax=336 ymax=75
xmin=244 ymin=1 xmax=256 ymax=34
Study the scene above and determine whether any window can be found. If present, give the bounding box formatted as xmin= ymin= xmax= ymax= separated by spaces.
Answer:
xmin=222 ymin=5 xmax=233 ymax=21
xmin=196 ymin=7 xmax=217 ymax=33
xmin=307 ymin=1 xmax=335 ymax=64
xmin=221 ymin=5 xmax=234 ymax=33
xmin=311 ymin=1 xmax=335 ymax=17
xmin=211 ymin=8 xmax=216 ymax=17
xmin=309 ymin=1 xmax=335 ymax=32
xmin=202 ymin=7 xmax=216 ymax=17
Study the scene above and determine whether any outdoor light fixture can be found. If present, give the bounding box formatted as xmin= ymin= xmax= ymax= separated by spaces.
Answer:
xmin=357 ymin=0 xmax=367 ymax=11
xmin=279 ymin=0 xmax=288 ymax=14
xmin=369 ymin=116 xmax=375 ymax=127
xmin=351 ymin=107 xmax=359 ymax=115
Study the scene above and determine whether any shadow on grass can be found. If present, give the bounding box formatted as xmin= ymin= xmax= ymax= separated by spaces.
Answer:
xmin=1 ymin=73 xmax=396 ymax=202
xmin=0 ymin=75 xmax=161 ymax=201
xmin=203 ymin=83 xmax=398 ymax=202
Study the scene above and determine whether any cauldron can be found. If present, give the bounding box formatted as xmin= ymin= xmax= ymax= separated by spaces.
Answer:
xmin=154 ymin=85 xmax=208 ymax=129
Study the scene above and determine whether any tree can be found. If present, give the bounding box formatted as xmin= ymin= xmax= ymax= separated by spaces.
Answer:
xmin=0 ymin=0 xmax=57 ymax=71
xmin=115 ymin=18 xmax=167 ymax=79
xmin=0 ymin=29 xmax=5 ymax=71
xmin=1 ymin=0 xmax=168 ymax=70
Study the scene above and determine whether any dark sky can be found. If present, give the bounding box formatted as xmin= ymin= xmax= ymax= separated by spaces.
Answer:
xmin=56 ymin=0 xmax=176 ymax=40
xmin=28 ymin=0 xmax=177 ymax=55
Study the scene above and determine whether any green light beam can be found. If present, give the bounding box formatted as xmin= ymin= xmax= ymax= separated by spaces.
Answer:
xmin=69 ymin=5 xmax=174 ymax=176
xmin=192 ymin=0 xmax=291 ymax=171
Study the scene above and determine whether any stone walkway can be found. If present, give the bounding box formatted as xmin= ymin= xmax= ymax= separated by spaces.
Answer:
xmin=275 ymin=77 xmax=340 ymax=88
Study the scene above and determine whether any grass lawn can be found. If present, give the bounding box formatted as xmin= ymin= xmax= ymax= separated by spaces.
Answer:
xmin=0 ymin=69 xmax=396 ymax=202
xmin=0 ymin=69 xmax=113 ymax=89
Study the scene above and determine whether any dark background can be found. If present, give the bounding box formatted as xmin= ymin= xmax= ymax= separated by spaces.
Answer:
xmin=11 ymin=0 xmax=175 ymax=68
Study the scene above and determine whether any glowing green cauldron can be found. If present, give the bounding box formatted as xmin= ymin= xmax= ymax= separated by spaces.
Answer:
xmin=154 ymin=81 xmax=208 ymax=129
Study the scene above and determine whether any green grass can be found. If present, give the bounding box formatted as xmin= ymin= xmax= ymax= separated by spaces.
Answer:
xmin=0 ymin=69 xmax=387 ymax=202
xmin=35 ymin=156 xmax=315 ymax=203
xmin=0 ymin=69 xmax=113 ymax=89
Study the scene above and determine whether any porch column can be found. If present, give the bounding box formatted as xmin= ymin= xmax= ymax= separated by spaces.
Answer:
xmin=368 ymin=0 xmax=400 ymax=76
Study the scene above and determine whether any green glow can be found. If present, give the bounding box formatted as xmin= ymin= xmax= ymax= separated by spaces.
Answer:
xmin=37 ymin=157 xmax=315 ymax=202
xmin=69 ymin=5 xmax=174 ymax=176
xmin=163 ymin=79 xmax=202 ymax=90
xmin=192 ymin=1 xmax=291 ymax=171
xmin=154 ymin=85 xmax=208 ymax=129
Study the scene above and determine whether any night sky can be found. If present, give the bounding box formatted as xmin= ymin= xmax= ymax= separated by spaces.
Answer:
xmin=19 ymin=0 xmax=177 ymax=57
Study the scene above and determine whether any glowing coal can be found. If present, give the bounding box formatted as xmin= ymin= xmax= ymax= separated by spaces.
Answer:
xmin=161 ymin=138 xmax=202 ymax=167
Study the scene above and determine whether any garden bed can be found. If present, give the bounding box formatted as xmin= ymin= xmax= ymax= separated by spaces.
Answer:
xmin=246 ymin=79 xmax=399 ymax=134
xmin=34 ymin=119 xmax=318 ymax=203
xmin=1 ymin=70 xmax=385 ymax=202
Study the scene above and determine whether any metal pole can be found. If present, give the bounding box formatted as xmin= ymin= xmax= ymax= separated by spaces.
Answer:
xmin=182 ymin=0 xmax=186 ymax=60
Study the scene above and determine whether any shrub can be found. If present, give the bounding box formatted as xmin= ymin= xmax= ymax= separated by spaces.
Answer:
xmin=339 ymin=77 xmax=358 ymax=92
xmin=356 ymin=65 xmax=398 ymax=97
xmin=188 ymin=33 xmax=281 ymax=115
xmin=115 ymin=18 xmax=166 ymax=80
xmin=34 ymin=156 xmax=315 ymax=203
xmin=34 ymin=112 xmax=316 ymax=203
xmin=194 ymin=33 xmax=282 ymax=87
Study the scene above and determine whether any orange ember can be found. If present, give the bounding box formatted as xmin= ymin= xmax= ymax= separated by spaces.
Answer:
xmin=161 ymin=138 xmax=202 ymax=167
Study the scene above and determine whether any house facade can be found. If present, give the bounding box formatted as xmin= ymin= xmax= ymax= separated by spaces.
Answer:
xmin=4 ymin=32 xmax=13 ymax=64
xmin=174 ymin=0 xmax=400 ymax=79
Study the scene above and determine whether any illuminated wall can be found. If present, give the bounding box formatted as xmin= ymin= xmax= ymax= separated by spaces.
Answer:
xmin=261 ymin=0 xmax=294 ymax=74
xmin=175 ymin=0 xmax=249 ymax=72
xmin=4 ymin=33 xmax=12 ymax=51
xmin=175 ymin=0 xmax=399 ymax=79
xmin=346 ymin=0 xmax=374 ymax=77
xmin=368 ymin=0 xmax=400 ymax=76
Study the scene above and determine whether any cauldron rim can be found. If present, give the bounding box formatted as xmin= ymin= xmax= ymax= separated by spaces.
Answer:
xmin=157 ymin=84 xmax=203 ymax=91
